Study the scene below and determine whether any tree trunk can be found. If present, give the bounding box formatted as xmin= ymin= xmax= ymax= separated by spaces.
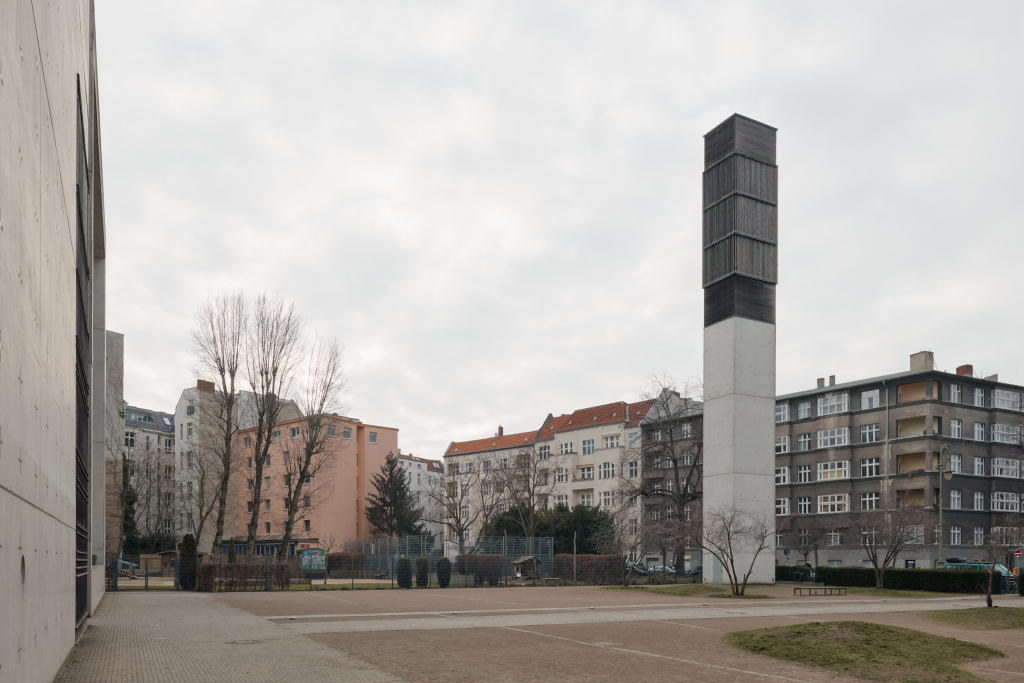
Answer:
xmin=211 ymin=452 xmax=233 ymax=555
xmin=986 ymin=572 xmax=994 ymax=608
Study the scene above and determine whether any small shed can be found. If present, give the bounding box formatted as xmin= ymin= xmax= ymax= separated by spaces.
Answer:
xmin=513 ymin=555 xmax=539 ymax=579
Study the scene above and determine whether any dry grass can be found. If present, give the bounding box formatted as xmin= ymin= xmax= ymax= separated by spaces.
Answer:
xmin=925 ymin=606 xmax=1024 ymax=630
xmin=727 ymin=620 xmax=1002 ymax=682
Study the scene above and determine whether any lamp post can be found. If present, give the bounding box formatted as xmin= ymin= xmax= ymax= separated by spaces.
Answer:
xmin=937 ymin=444 xmax=953 ymax=567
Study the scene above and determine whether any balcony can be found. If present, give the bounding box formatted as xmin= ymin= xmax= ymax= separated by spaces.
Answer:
xmin=897 ymin=381 xmax=927 ymax=403
xmin=896 ymin=417 xmax=927 ymax=439
xmin=897 ymin=452 xmax=927 ymax=474
xmin=897 ymin=489 xmax=925 ymax=508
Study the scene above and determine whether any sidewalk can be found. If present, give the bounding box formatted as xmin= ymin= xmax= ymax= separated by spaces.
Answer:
xmin=54 ymin=592 xmax=401 ymax=683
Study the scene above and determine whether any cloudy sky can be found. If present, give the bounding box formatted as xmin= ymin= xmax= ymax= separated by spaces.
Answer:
xmin=96 ymin=1 xmax=1024 ymax=459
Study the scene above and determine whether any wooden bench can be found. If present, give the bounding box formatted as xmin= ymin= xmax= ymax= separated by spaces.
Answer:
xmin=793 ymin=586 xmax=846 ymax=596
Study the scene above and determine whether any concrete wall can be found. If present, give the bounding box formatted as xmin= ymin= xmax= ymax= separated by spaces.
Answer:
xmin=0 ymin=1 xmax=106 ymax=681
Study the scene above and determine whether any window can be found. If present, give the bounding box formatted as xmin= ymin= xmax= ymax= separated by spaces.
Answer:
xmin=283 ymin=451 xmax=291 ymax=465
xmin=818 ymin=494 xmax=849 ymax=513
xmin=776 ymin=498 xmax=790 ymax=516
xmin=264 ymin=499 xmax=271 ymax=512
xmin=818 ymin=394 xmax=850 ymax=416
xmin=993 ymin=389 xmax=1021 ymax=411
xmin=369 ymin=432 xmax=377 ymax=444
xmin=560 ymin=442 xmax=573 ymax=455
xmin=265 ymin=477 xmax=271 ymax=489
xmin=950 ymin=489 xmax=962 ymax=510
xmin=580 ymin=493 xmax=593 ymax=507
xmin=974 ymin=388 xmax=985 ymax=407
xmin=554 ymin=494 xmax=569 ymax=506
xmin=582 ymin=439 xmax=595 ymax=455
xmin=598 ymin=462 xmax=615 ymax=479
xmin=165 ymin=439 xmax=173 ymax=454
xmin=992 ymin=458 xmax=1021 ymax=478
xmin=461 ymin=483 xmax=469 ymax=496
xmin=798 ymin=401 xmax=811 ymax=420
xmin=304 ymin=495 xmax=310 ymax=508
xmin=460 ymin=506 xmax=469 ymax=519
xmin=600 ymin=491 xmax=614 ymax=507
xmin=627 ymin=519 xmax=638 ymax=535
xmin=775 ymin=436 xmax=790 ymax=454
xmin=817 ymin=428 xmax=850 ymax=448
xmin=481 ymin=460 xmax=491 ymax=472
xmin=244 ymin=436 xmax=252 ymax=448
xmin=499 ymin=456 xmax=509 ymax=469
xmin=247 ymin=501 xmax=253 ymax=513
xmin=797 ymin=497 xmax=812 ymax=514
xmin=775 ymin=467 xmax=790 ymax=485
xmin=950 ymin=383 xmax=962 ymax=403
xmin=164 ymin=465 xmax=173 ymax=480
xmin=974 ymin=422 xmax=986 ymax=441
xmin=827 ymin=530 xmax=843 ymax=546
xmin=343 ymin=427 xmax=351 ymax=439
xmin=125 ymin=431 xmax=135 ymax=448
xmin=797 ymin=465 xmax=811 ymax=483
xmin=304 ymin=475 xmax=311 ymax=485
xmin=272 ymin=431 xmax=280 ymax=443
xmin=628 ymin=432 xmax=639 ymax=449
xmin=992 ymin=492 xmax=1020 ymax=512
xmin=974 ymin=491 xmax=985 ymax=511
xmin=797 ymin=434 xmax=811 ymax=451
xmin=604 ymin=435 xmax=619 ymax=449
xmin=290 ymin=427 xmax=299 ymax=439
xmin=860 ymin=458 xmax=880 ymax=477
xmin=950 ymin=419 xmax=962 ymax=439
xmin=817 ymin=461 xmax=850 ymax=480
xmin=974 ymin=526 xmax=985 ymax=545
xmin=285 ymin=474 xmax=292 ymax=488
xmin=265 ymin=522 xmax=271 ymax=534
xmin=187 ymin=481 xmax=194 ymax=494
xmin=266 ymin=456 xmax=271 ymax=467
xmin=861 ymin=389 xmax=880 ymax=410
xmin=579 ymin=466 xmax=594 ymax=480
xmin=556 ymin=467 xmax=568 ymax=483
xmin=327 ymin=425 xmax=336 ymax=437
xmin=861 ymin=492 xmax=879 ymax=510
xmin=992 ymin=424 xmax=1022 ymax=444
xmin=187 ymin=423 xmax=193 ymax=438
xmin=974 ymin=456 xmax=985 ymax=476
xmin=247 ymin=480 xmax=253 ymax=492
xmin=628 ymin=461 xmax=638 ymax=478
xmin=164 ymin=492 xmax=174 ymax=507
xmin=775 ymin=405 xmax=790 ymax=423
xmin=304 ymin=520 xmax=311 ymax=532
xmin=681 ymin=423 xmax=692 ymax=439
xmin=538 ymin=445 xmax=550 ymax=460
xmin=859 ymin=424 xmax=879 ymax=444
xmin=950 ymin=453 xmax=961 ymax=474
xmin=463 ymin=462 xmax=473 ymax=474
xmin=666 ymin=478 xmax=674 ymax=492
xmin=164 ymin=519 xmax=172 ymax=534
xmin=776 ymin=532 xmax=784 ymax=547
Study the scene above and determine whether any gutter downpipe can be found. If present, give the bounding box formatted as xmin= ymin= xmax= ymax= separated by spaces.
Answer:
xmin=883 ymin=380 xmax=890 ymax=512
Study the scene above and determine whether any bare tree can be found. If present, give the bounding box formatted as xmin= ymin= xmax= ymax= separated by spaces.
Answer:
xmin=427 ymin=456 xmax=486 ymax=554
xmin=487 ymin=444 xmax=566 ymax=539
xmin=177 ymin=426 xmax=222 ymax=552
xmin=320 ymin=532 xmax=337 ymax=585
xmin=786 ymin=515 xmax=828 ymax=574
xmin=686 ymin=504 xmax=785 ymax=595
xmin=277 ymin=335 xmax=346 ymax=560
xmin=594 ymin=504 xmax=647 ymax=586
xmin=191 ymin=292 xmax=247 ymax=556
xmin=243 ymin=294 xmax=305 ymax=556
xmin=844 ymin=497 xmax=928 ymax=587
xmin=977 ymin=519 xmax=1024 ymax=607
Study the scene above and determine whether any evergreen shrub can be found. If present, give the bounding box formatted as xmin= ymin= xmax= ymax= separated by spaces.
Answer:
xmin=416 ymin=556 xmax=429 ymax=588
xmin=179 ymin=534 xmax=198 ymax=591
xmin=197 ymin=563 xmax=217 ymax=592
xmin=397 ymin=557 xmax=413 ymax=589
xmin=775 ymin=565 xmax=805 ymax=582
xmin=454 ymin=554 xmax=502 ymax=585
xmin=436 ymin=557 xmax=452 ymax=588
xmin=816 ymin=566 xmax=990 ymax=592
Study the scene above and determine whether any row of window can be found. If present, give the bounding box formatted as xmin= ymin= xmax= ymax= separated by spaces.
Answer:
xmin=243 ymin=424 xmax=362 ymax=447
xmin=123 ymin=431 xmax=175 ymax=453
xmin=776 ymin=454 xmax=1021 ymax=484
xmin=776 ymin=386 xmax=1022 ymax=424
xmin=776 ymin=422 xmax=1021 ymax=452
xmin=776 ymin=491 xmax=1019 ymax=516
xmin=246 ymin=496 xmax=312 ymax=512
xmin=246 ymin=474 xmax=311 ymax=490
xmin=786 ymin=525 xmax=1001 ymax=550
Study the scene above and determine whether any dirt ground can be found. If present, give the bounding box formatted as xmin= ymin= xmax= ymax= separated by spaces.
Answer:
xmin=213 ymin=585 xmax=1024 ymax=682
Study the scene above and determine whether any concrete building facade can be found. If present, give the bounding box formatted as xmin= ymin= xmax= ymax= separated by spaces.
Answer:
xmin=397 ymin=451 xmax=445 ymax=539
xmin=701 ymin=114 xmax=778 ymax=585
xmin=0 ymin=1 xmax=109 ymax=680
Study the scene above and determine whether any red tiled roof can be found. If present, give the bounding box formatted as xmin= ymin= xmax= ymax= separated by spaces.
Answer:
xmin=397 ymin=452 xmax=444 ymax=472
xmin=551 ymin=401 xmax=629 ymax=433
xmin=444 ymin=430 xmax=537 ymax=457
xmin=626 ymin=399 xmax=655 ymax=427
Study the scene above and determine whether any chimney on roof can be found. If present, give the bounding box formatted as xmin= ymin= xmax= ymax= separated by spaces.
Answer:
xmin=497 ymin=425 xmax=503 ymax=437
xmin=197 ymin=379 xmax=215 ymax=392
xmin=956 ymin=364 xmax=973 ymax=376
xmin=817 ymin=378 xmax=825 ymax=389
xmin=910 ymin=351 xmax=934 ymax=372
xmin=829 ymin=375 xmax=835 ymax=386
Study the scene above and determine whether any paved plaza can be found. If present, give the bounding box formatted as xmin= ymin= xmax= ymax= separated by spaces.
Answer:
xmin=56 ymin=586 xmax=1024 ymax=682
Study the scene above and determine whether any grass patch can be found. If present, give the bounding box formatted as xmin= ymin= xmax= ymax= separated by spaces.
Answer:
xmin=846 ymin=586 xmax=963 ymax=599
xmin=727 ymin=620 xmax=1002 ymax=682
xmin=648 ymin=584 xmax=725 ymax=597
xmin=710 ymin=593 xmax=772 ymax=599
xmin=926 ymin=607 xmax=1024 ymax=630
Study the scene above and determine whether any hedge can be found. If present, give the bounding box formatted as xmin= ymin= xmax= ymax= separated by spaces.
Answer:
xmin=415 ymin=557 xmax=429 ymax=588
xmin=775 ymin=565 xmax=805 ymax=582
xmin=396 ymin=557 xmax=413 ymax=589
xmin=816 ymin=566 xmax=990 ymax=593
xmin=197 ymin=564 xmax=217 ymax=592
xmin=327 ymin=552 xmax=368 ymax=572
xmin=179 ymin=534 xmax=198 ymax=590
xmin=436 ymin=557 xmax=452 ymax=588
xmin=454 ymin=554 xmax=502 ymax=585
xmin=553 ymin=554 xmax=624 ymax=583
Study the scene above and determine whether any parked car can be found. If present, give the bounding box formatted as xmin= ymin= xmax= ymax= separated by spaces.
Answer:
xmin=651 ymin=564 xmax=677 ymax=575
xmin=685 ymin=565 xmax=702 ymax=578
xmin=626 ymin=562 xmax=648 ymax=577
xmin=943 ymin=561 xmax=1017 ymax=593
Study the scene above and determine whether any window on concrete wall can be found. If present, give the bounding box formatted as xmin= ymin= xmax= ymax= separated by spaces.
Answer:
xmin=125 ymin=431 xmax=135 ymax=447
xmin=974 ymin=422 xmax=986 ymax=441
xmin=628 ymin=432 xmax=639 ymax=448
xmin=304 ymin=520 xmax=311 ymax=532
xmin=818 ymin=428 xmax=850 ymax=448
xmin=950 ymin=490 xmax=961 ymax=509
xmin=861 ymin=458 xmax=880 ymax=477
xmin=974 ymin=491 xmax=985 ymax=510
xmin=775 ymin=405 xmax=789 ymax=423
xmin=628 ymin=461 xmax=638 ymax=478
xmin=582 ymin=439 xmax=595 ymax=455
xmin=861 ymin=424 xmax=880 ymax=443
xmin=974 ymin=457 xmax=985 ymax=475
xmin=775 ymin=436 xmax=790 ymax=453
xmin=950 ymin=384 xmax=961 ymax=403
xmin=797 ymin=497 xmax=811 ymax=514
xmin=538 ymin=445 xmax=550 ymax=459
xmin=818 ymin=394 xmax=850 ymax=416
xmin=818 ymin=494 xmax=849 ymax=513
xmin=327 ymin=425 xmax=335 ymax=437
xmin=827 ymin=530 xmax=843 ymax=546
xmin=797 ymin=434 xmax=811 ymax=451
xmin=369 ymin=432 xmax=377 ymax=444
xmin=604 ymin=435 xmax=619 ymax=449
xmin=798 ymin=401 xmax=811 ymax=419
xmin=861 ymin=492 xmax=879 ymax=510
xmin=993 ymin=390 xmax=1021 ymax=411
xmin=950 ymin=453 xmax=961 ymax=473
xmin=992 ymin=424 xmax=1022 ymax=444
xmin=975 ymin=388 xmax=985 ymax=407
xmin=950 ymin=419 xmax=962 ymax=438
xmin=973 ymin=527 xmax=984 ymax=545
xmin=776 ymin=498 xmax=790 ymax=515
xmin=775 ymin=467 xmax=789 ymax=484
xmin=560 ymin=442 xmax=573 ymax=455
xmin=992 ymin=458 xmax=1020 ymax=478
xmin=817 ymin=461 xmax=850 ymax=481
xmin=797 ymin=465 xmax=811 ymax=483
xmin=992 ymin=491 xmax=1020 ymax=511
xmin=861 ymin=389 xmax=880 ymax=410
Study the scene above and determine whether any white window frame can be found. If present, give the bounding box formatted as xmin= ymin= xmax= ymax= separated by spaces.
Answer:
xmin=369 ymin=432 xmax=377 ymax=444
xmin=817 ymin=460 xmax=850 ymax=480
xmin=817 ymin=394 xmax=850 ymax=416
xmin=628 ymin=432 xmax=639 ymax=449
xmin=627 ymin=461 xmax=638 ymax=478
xmin=950 ymin=419 xmax=962 ymax=439
xmin=974 ymin=422 xmax=986 ymax=441
xmin=827 ymin=530 xmax=843 ymax=546
xmin=950 ymin=525 xmax=962 ymax=545
xmin=797 ymin=497 xmax=811 ymax=514
xmin=797 ymin=434 xmax=811 ymax=451
xmin=974 ymin=491 xmax=985 ymax=511
xmin=818 ymin=494 xmax=849 ymax=514
xmin=817 ymin=428 xmax=850 ymax=448
xmin=797 ymin=465 xmax=811 ymax=483
xmin=560 ymin=442 xmax=573 ymax=455
xmin=860 ymin=389 xmax=880 ymax=410
xmin=861 ymin=491 xmax=879 ymax=510
xmin=950 ymin=489 xmax=961 ymax=510
xmin=974 ymin=526 xmax=985 ymax=545
xmin=775 ymin=467 xmax=790 ymax=485
xmin=861 ymin=424 xmax=880 ymax=443
xmin=603 ymin=435 xmax=619 ymax=450
xmin=598 ymin=462 xmax=615 ymax=480
xmin=775 ymin=436 xmax=790 ymax=454
xmin=993 ymin=389 xmax=1021 ymax=411
xmin=582 ymin=439 xmax=595 ymax=455
xmin=974 ymin=456 xmax=985 ymax=476
xmin=579 ymin=466 xmax=593 ymax=480
xmin=974 ymin=388 xmax=985 ymax=407
xmin=797 ymin=401 xmax=811 ymax=420
xmin=950 ymin=383 xmax=961 ymax=403
xmin=991 ymin=424 xmax=1021 ymax=445
xmin=860 ymin=458 xmax=880 ymax=477
xmin=992 ymin=491 xmax=1020 ymax=512
xmin=555 ymin=467 xmax=568 ymax=483
xmin=991 ymin=457 xmax=1020 ymax=479
xmin=775 ymin=405 xmax=790 ymax=423
xmin=776 ymin=498 xmax=790 ymax=516
xmin=538 ymin=445 xmax=550 ymax=460
xmin=950 ymin=453 xmax=962 ymax=474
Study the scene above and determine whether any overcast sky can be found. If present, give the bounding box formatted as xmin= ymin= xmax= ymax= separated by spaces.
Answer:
xmin=97 ymin=1 xmax=1024 ymax=459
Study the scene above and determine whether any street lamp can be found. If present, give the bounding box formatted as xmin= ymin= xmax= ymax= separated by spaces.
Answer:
xmin=937 ymin=444 xmax=954 ymax=567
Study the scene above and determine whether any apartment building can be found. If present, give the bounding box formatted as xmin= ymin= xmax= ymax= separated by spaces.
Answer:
xmin=397 ymin=452 xmax=445 ymax=539
xmin=121 ymin=406 xmax=177 ymax=542
xmin=231 ymin=415 xmax=398 ymax=554
xmin=775 ymin=351 xmax=1024 ymax=568
xmin=1 ymin=2 xmax=109 ymax=679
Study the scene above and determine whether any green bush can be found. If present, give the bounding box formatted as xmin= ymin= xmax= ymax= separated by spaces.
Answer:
xmin=436 ymin=557 xmax=452 ymax=588
xmin=227 ymin=541 xmax=237 ymax=563
xmin=816 ymin=566 xmax=990 ymax=593
xmin=775 ymin=565 xmax=805 ymax=582
xmin=554 ymin=554 xmax=624 ymax=584
xmin=454 ymin=554 xmax=503 ymax=585
xmin=396 ymin=557 xmax=413 ymax=589
xmin=327 ymin=552 xmax=368 ymax=572
xmin=197 ymin=563 xmax=217 ymax=592
xmin=415 ymin=556 xmax=429 ymax=588
xmin=179 ymin=534 xmax=198 ymax=591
